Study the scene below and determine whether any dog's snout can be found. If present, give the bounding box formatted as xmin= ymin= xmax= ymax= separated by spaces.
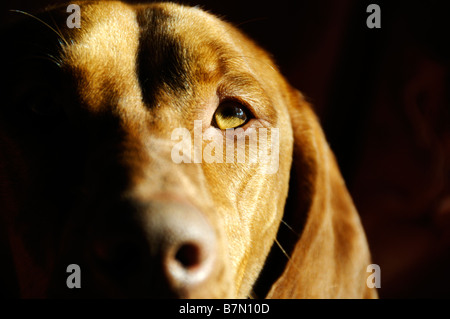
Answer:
xmin=87 ymin=199 xmax=218 ymax=297
xmin=144 ymin=201 xmax=217 ymax=296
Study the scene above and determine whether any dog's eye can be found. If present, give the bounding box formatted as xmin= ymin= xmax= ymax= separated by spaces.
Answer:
xmin=212 ymin=101 xmax=252 ymax=130
xmin=19 ymin=83 xmax=65 ymax=120
xmin=26 ymin=91 xmax=60 ymax=117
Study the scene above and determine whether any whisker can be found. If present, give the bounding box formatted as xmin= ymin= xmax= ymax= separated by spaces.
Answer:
xmin=23 ymin=54 xmax=63 ymax=68
xmin=49 ymin=11 xmax=70 ymax=48
xmin=274 ymin=238 xmax=290 ymax=261
xmin=234 ymin=17 xmax=268 ymax=28
xmin=275 ymin=238 xmax=304 ymax=276
xmin=42 ymin=54 xmax=62 ymax=67
xmin=9 ymin=9 xmax=69 ymax=47
xmin=280 ymin=219 xmax=300 ymax=237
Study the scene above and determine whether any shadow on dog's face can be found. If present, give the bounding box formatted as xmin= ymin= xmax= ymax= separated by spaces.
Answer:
xmin=0 ymin=2 xmax=296 ymax=298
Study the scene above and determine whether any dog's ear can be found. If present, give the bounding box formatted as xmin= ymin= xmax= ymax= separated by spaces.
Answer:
xmin=267 ymin=90 xmax=377 ymax=298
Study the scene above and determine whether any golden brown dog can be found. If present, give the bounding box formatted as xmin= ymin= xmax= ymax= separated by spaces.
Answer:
xmin=0 ymin=1 xmax=377 ymax=298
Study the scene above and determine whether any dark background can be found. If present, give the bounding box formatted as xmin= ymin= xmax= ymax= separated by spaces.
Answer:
xmin=1 ymin=0 xmax=449 ymax=298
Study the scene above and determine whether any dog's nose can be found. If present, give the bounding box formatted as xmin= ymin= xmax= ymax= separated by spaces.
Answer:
xmin=90 ymin=200 xmax=217 ymax=297
xmin=144 ymin=201 xmax=217 ymax=294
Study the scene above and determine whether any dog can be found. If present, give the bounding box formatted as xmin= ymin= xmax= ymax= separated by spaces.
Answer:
xmin=0 ymin=1 xmax=377 ymax=298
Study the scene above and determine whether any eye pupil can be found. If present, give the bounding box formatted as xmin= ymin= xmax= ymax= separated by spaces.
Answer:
xmin=213 ymin=101 xmax=251 ymax=130
xmin=221 ymin=105 xmax=244 ymax=119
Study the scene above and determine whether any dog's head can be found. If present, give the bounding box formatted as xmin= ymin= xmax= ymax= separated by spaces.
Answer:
xmin=0 ymin=1 xmax=374 ymax=298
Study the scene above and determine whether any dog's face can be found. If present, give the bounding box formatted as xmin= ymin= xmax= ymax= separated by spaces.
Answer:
xmin=1 ymin=1 xmax=297 ymax=298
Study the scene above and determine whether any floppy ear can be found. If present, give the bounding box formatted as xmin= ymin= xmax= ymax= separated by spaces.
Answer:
xmin=267 ymin=90 xmax=377 ymax=298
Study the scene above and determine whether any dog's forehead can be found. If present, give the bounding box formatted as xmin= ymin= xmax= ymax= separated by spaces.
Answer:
xmin=60 ymin=1 xmax=254 ymax=110
xmin=134 ymin=3 xmax=228 ymax=107
xmin=60 ymin=1 xmax=141 ymax=110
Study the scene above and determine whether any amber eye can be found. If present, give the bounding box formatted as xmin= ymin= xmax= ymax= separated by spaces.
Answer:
xmin=212 ymin=100 xmax=252 ymax=130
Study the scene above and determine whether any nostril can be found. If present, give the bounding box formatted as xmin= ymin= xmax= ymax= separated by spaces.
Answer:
xmin=167 ymin=239 xmax=215 ymax=288
xmin=174 ymin=242 xmax=201 ymax=270
xmin=141 ymin=200 xmax=218 ymax=294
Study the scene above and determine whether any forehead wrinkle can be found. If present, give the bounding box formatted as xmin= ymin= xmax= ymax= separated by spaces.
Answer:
xmin=218 ymin=73 xmax=266 ymax=100
xmin=175 ymin=7 xmax=278 ymax=110
xmin=136 ymin=3 xmax=258 ymax=110
xmin=136 ymin=5 xmax=195 ymax=109
xmin=61 ymin=2 xmax=142 ymax=113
